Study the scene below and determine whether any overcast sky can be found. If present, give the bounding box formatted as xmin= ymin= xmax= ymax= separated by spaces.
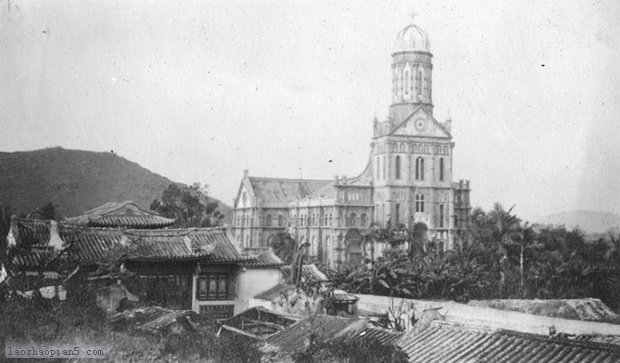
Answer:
xmin=1 ymin=0 xmax=619 ymax=221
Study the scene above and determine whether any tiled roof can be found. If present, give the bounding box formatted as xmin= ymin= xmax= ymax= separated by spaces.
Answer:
xmin=280 ymin=264 xmax=328 ymax=284
xmin=12 ymin=218 xmax=52 ymax=247
xmin=221 ymin=306 xmax=299 ymax=339
xmin=332 ymin=290 xmax=359 ymax=303
xmin=261 ymin=315 xmax=368 ymax=355
xmin=468 ymin=299 xmax=620 ymax=324
xmin=125 ymin=228 xmax=243 ymax=262
xmin=350 ymin=326 xmax=404 ymax=346
xmin=240 ymin=249 xmax=285 ymax=268
xmin=307 ymin=182 xmax=338 ymax=200
xmin=10 ymin=219 xmax=248 ymax=266
xmin=397 ymin=320 xmax=620 ymax=363
xmin=248 ymin=177 xmax=331 ymax=207
xmin=65 ymin=201 xmax=175 ymax=228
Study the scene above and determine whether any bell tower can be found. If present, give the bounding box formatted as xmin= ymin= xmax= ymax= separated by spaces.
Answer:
xmin=390 ymin=14 xmax=433 ymax=122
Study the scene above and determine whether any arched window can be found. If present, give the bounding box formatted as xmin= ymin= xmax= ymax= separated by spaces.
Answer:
xmin=395 ymin=204 xmax=400 ymax=224
xmin=416 ymin=69 xmax=422 ymax=96
xmin=349 ymin=213 xmax=357 ymax=226
xmin=439 ymin=158 xmax=445 ymax=182
xmin=395 ymin=155 xmax=401 ymax=180
xmin=266 ymin=215 xmax=272 ymax=227
xmin=439 ymin=204 xmax=445 ymax=228
xmin=382 ymin=156 xmax=386 ymax=179
xmin=415 ymin=194 xmax=425 ymax=213
xmin=415 ymin=157 xmax=425 ymax=180
xmin=360 ymin=213 xmax=367 ymax=226
xmin=403 ymin=68 xmax=410 ymax=99
xmin=399 ymin=67 xmax=404 ymax=99
xmin=376 ymin=157 xmax=381 ymax=180
xmin=324 ymin=236 xmax=330 ymax=263
xmin=311 ymin=236 xmax=317 ymax=256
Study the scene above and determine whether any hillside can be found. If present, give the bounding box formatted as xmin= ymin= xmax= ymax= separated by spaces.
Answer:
xmin=535 ymin=210 xmax=620 ymax=235
xmin=0 ymin=147 xmax=232 ymax=222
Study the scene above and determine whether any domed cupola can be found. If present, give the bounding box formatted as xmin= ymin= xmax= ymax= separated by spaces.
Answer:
xmin=390 ymin=17 xmax=433 ymax=117
xmin=394 ymin=23 xmax=430 ymax=54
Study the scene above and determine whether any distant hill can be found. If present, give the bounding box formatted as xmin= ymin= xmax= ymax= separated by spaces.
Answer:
xmin=0 ymin=147 xmax=232 ymax=222
xmin=534 ymin=210 xmax=620 ymax=235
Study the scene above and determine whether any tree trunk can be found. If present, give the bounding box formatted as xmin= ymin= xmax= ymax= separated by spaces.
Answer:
xmin=520 ymin=244 xmax=524 ymax=298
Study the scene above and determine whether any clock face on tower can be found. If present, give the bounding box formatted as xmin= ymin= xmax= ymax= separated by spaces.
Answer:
xmin=415 ymin=118 xmax=426 ymax=131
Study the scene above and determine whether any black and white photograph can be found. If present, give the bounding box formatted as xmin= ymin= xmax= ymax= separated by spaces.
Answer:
xmin=1 ymin=0 xmax=620 ymax=361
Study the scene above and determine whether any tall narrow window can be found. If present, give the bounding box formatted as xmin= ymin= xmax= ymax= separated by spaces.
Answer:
xmin=439 ymin=204 xmax=445 ymax=227
xmin=416 ymin=69 xmax=422 ymax=96
xmin=266 ymin=215 xmax=272 ymax=227
xmin=439 ymin=158 xmax=444 ymax=182
xmin=415 ymin=157 xmax=425 ymax=181
xmin=395 ymin=204 xmax=400 ymax=224
xmin=376 ymin=157 xmax=381 ymax=180
xmin=415 ymin=194 xmax=425 ymax=213
xmin=395 ymin=155 xmax=401 ymax=180
xmin=360 ymin=214 xmax=367 ymax=226
xmin=403 ymin=68 xmax=410 ymax=99
xmin=382 ymin=156 xmax=386 ymax=180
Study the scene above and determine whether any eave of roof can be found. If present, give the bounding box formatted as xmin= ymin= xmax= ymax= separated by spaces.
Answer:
xmin=397 ymin=321 xmax=620 ymax=363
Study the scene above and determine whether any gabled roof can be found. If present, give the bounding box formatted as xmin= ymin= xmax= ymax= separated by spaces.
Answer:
xmin=65 ymin=201 xmax=175 ymax=228
xmin=389 ymin=106 xmax=452 ymax=139
xmin=260 ymin=315 xmax=369 ymax=356
xmin=397 ymin=320 xmax=620 ymax=363
xmin=10 ymin=218 xmax=252 ymax=267
xmin=125 ymin=228 xmax=243 ymax=262
xmin=248 ymin=177 xmax=331 ymax=207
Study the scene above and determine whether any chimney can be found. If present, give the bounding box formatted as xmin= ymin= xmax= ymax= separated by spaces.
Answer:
xmin=243 ymin=169 xmax=249 ymax=178
xmin=48 ymin=220 xmax=64 ymax=251
xmin=7 ymin=215 xmax=18 ymax=249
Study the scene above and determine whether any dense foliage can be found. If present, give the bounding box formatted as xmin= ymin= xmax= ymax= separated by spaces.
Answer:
xmin=329 ymin=203 xmax=620 ymax=310
xmin=0 ymin=286 xmax=261 ymax=363
xmin=270 ymin=231 xmax=297 ymax=264
xmin=150 ymin=183 xmax=225 ymax=227
xmin=292 ymin=336 xmax=408 ymax=363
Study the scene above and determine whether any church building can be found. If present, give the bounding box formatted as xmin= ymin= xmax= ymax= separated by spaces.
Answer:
xmin=232 ymin=20 xmax=471 ymax=267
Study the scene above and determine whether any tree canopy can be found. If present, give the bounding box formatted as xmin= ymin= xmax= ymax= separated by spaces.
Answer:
xmin=328 ymin=203 xmax=620 ymax=310
xmin=150 ymin=183 xmax=224 ymax=228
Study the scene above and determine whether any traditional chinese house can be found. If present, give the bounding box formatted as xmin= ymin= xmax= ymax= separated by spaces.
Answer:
xmin=7 ymin=216 xmax=284 ymax=319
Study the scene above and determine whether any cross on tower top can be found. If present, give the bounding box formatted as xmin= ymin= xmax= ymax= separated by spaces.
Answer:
xmin=408 ymin=10 xmax=417 ymax=24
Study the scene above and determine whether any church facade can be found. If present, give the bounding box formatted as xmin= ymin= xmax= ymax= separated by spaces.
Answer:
xmin=231 ymin=20 xmax=471 ymax=267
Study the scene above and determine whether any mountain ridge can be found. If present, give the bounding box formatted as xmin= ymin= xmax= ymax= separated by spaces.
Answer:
xmin=0 ymin=147 xmax=232 ymax=222
xmin=534 ymin=210 xmax=620 ymax=234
